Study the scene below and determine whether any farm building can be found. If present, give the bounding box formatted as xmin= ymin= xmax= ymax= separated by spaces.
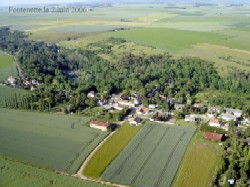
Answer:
xmin=204 ymin=132 xmax=223 ymax=142
xmin=90 ymin=119 xmax=110 ymax=131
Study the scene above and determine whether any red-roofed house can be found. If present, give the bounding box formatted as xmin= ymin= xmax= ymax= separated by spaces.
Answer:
xmin=90 ymin=119 xmax=110 ymax=131
xmin=204 ymin=132 xmax=223 ymax=142
xmin=209 ymin=118 xmax=221 ymax=127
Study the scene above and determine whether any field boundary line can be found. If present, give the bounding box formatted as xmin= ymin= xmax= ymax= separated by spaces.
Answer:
xmin=154 ymin=131 xmax=186 ymax=187
xmin=109 ymin=124 xmax=155 ymax=180
xmin=131 ymin=127 xmax=170 ymax=185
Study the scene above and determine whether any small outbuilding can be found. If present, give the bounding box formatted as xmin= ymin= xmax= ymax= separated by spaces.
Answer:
xmin=89 ymin=119 xmax=110 ymax=131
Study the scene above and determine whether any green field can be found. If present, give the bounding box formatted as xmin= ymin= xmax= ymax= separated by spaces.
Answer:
xmin=0 ymin=86 xmax=28 ymax=108
xmin=102 ymin=28 xmax=226 ymax=52
xmin=0 ymin=53 xmax=17 ymax=81
xmin=0 ymin=109 xmax=108 ymax=174
xmin=173 ymin=132 xmax=222 ymax=187
xmin=83 ymin=124 xmax=141 ymax=178
xmin=0 ymin=156 xmax=108 ymax=187
xmin=102 ymin=123 xmax=196 ymax=187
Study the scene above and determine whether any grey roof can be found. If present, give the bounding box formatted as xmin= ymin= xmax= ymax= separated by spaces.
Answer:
xmin=224 ymin=107 xmax=242 ymax=114
xmin=221 ymin=113 xmax=237 ymax=120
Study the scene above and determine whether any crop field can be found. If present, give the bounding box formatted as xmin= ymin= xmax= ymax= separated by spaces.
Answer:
xmin=83 ymin=124 xmax=141 ymax=178
xmin=0 ymin=86 xmax=28 ymax=108
xmin=173 ymin=132 xmax=222 ymax=187
xmin=0 ymin=109 xmax=108 ymax=174
xmin=101 ymin=123 xmax=196 ymax=187
xmin=0 ymin=156 xmax=108 ymax=187
xmin=0 ymin=53 xmax=17 ymax=81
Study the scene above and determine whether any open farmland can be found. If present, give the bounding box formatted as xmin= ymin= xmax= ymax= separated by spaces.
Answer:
xmin=0 ymin=86 xmax=28 ymax=108
xmin=0 ymin=156 xmax=108 ymax=187
xmin=173 ymin=132 xmax=222 ymax=187
xmin=0 ymin=109 xmax=108 ymax=174
xmin=83 ymin=124 xmax=141 ymax=178
xmin=102 ymin=123 xmax=196 ymax=187
xmin=0 ymin=53 xmax=17 ymax=81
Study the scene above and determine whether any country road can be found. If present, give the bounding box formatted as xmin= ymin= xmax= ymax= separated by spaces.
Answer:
xmin=73 ymin=130 xmax=129 ymax=187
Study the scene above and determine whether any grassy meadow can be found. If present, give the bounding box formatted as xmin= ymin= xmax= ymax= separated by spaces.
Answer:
xmin=172 ymin=132 xmax=222 ymax=187
xmin=0 ymin=109 xmax=107 ymax=174
xmin=0 ymin=53 xmax=16 ymax=81
xmin=83 ymin=124 xmax=141 ymax=178
xmin=102 ymin=123 xmax=196 ymax=187
xmin=0 ymin=156 xmax=108 ymax=187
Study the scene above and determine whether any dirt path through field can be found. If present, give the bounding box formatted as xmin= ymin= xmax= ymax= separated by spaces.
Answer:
xmin=73 ymin=130 xmax=129 ymax=187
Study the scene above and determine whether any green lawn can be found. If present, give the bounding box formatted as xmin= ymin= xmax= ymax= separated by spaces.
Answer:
xmin=0 ymin=109 xmax=107 ymax=174
xmin=172 ymin=131 xmax=222 ymax=187
xmin=0 ymin=53 xmax=16 ymax=81
xmin=0 ymin=156 xmax=109 ymax=187
xmin=83 ymin=123 xmax=141 ymax=178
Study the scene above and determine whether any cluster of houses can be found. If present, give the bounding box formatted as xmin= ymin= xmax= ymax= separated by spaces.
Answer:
xmin=87 ymin=91 xmax=250 ymax=141
xmin=5 ymin=76 xmax=40 ymax=91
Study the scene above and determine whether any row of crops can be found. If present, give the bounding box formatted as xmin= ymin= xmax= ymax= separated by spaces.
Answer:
xmin=102 ymin=123 xmax=196 ymax=187
xmin=0 ymin=109 xmax=108 ymax=174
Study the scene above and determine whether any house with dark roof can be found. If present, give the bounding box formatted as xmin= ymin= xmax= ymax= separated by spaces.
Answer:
xmin=129 ymin=117 xmax=142 ymax=126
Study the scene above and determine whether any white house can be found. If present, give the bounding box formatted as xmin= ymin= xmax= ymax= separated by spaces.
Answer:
xmin=221 ymin=113 xmax=237 ymax=121
xmin=89 ymin=119 xmax=110 ymax=131
xmin=224 ymin=107 xmax=242 ymax=118
xmin=87 ymin=91 xmax=96 ymax=98
xmin=7 ymin=76 xmax=16 ymax=85
xmin=174 ymin=104 xmax=185 ymax=110
xmin=149 ymin=104 xmax=157 ymax=110
xmin=31 ymin=79 xmax=39 ymax=85
xmin=185 ymin=115 xmax=196 ymax=122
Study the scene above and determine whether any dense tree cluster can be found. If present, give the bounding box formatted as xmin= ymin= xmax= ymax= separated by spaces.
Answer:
xmin=0 ymin=27 xmax=249 ymax=115
xmin=212 ymin=122 xmax=250 ymax=187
